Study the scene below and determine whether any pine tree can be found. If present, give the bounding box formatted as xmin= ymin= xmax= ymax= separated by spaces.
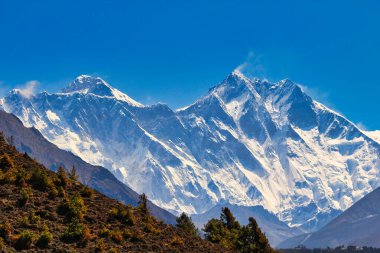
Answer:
xmin=176 ymin=213 xmax=198 ymax=237
xmin=203 ymin=218 xmax=226 ymax=244
xmin=138 ymin=193 xmax=149 ymax=216
xmin=220 ymin=207 xmax=240 ymax=230
xmin=68 ymin=166 xmax=78 ymax=181
xmin=56 ymin=166 xmax=68 ymax=188
xmin=204 ymin=207 xmax=276 ymax=253
xmin=237 ymin=217 xmax=274 ymax=253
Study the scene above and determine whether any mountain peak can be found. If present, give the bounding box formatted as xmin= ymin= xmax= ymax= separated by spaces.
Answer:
xmin=61 ymin=75 xmax=143 ymax=107
xmin=62 ymin=75 xmax=110 ymax=94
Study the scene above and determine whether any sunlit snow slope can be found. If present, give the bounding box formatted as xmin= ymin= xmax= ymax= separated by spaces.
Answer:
xmin=1 ymin=72 xmax=379 ymax=234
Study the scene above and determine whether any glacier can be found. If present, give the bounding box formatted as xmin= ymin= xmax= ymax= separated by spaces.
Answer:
xmin=1 ymin=71 xmax=379 ymax=235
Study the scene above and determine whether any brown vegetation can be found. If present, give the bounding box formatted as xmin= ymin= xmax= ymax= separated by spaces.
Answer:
xmin=0 ymin=133 xmax=229 ymax=252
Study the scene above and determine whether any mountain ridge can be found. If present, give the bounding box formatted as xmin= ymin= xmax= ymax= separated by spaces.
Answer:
xmin=1 ymin=71 xmax=379 ymax=243
xmin=279 ymin=186 xmax=380 ymax=248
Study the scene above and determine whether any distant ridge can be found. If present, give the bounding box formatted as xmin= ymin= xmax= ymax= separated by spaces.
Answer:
xmin=279 ymin=186 xmax=380 ymax=248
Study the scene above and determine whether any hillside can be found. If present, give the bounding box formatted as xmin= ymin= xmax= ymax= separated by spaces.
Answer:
xmin=0 ymin=133 xmax=228 ymax=252
xmin=0 ymin=110 xmax=176 ymax=225
xmin=279 ymin=186 xmax=380 ymax=248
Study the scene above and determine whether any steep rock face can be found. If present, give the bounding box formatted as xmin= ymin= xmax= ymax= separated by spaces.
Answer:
xmin=1 ymin=72 xmax=379 ymax=239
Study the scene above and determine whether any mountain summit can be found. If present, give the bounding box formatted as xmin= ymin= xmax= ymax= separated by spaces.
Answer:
xmin=1 ymin=71 xmax=379 ymax=245
xmin=61 ymin=75 xmax=143 ymax=107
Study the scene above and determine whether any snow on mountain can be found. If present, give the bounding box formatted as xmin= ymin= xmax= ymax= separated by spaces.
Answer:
xmin=61 ymin=75 xmax=143 ymax=107
xmin=279 ymin=186 xmax=380 ymax=248
xmin=1 ymin=71 xmax=379 ymax=239
xmin=365 ymin=130 xmax=380 ymax=143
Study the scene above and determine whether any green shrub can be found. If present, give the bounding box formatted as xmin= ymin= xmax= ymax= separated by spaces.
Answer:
xmin=57 ymin=186 xmax=66 ymax=197
xmin=29 ymin=168 xmax=51 ymax=191
xmin=129 ymin=229 xmax=143 ymax=242
xmin=14 ymin=230 xmax=35 ymax=250
xmin=35 ymin=230 xmax=52 ymax=249
xmin=0 ymin=170 xmax=16 ymax=184
xmin=48 ymin=186 xmax=58 ymax=199
xmin=28 ymin=210 xmax=40 ymax=224
xmin=94 ymin=238 xmax=105 ymax=253
xmin=0 ymin=154 xmax=14 ymax=172
xmin=14 ymin=167 xmax=29 ymax=187
xmin=57 ymin=194 xmax=86 ymax=222
xmin=144 ymin=222 xmax=153 ymax=233
xmin=60 ymin=218 xmax=87 ymax=243
xmin=109 ymin=248 xmax=119 ymax=253
xmin=67 ymin=194 xmax=86 ymax=221
xmin=170 ymin=235 xmax=185 ymax=246
xmin=110 ymin=230 xmax=123 ymax=244
xmin=17 ymin=188 xmax=31 ymax=207
xmin=0 ymin=220 xmax=12 ymax=239
xmin=18 ymin=216 xmax=30 ymax=228
xmin=108 ymin=205 xmax=135 ymax=226
xmin=122 ymin=229 xmax=132 ymax=240
xmin=0 ymin=237 xmax=4 ymax=251
xmin=80 ymin=185 xmax=93 ymax=198
xmin=98 ymin=228 xmax=111 ymax=238
xmin=57 ymin=198 xmax=71 ymax=216
xmin=18 ymin=211 xmax=40 ymax=228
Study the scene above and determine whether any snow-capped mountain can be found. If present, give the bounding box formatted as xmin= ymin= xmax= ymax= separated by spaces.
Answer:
xmin=1 ymin=72 xmax=379 ymax=236
xmin=365 ymin=130 xmax=380 ymax=143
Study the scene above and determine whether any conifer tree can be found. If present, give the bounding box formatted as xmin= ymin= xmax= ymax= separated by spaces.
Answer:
xmin=68 ymin=166 xmax=78 ymax=181
xmin=237 ymin=217 xmax=274 ymax=253
xmin=56 ymin=166 xmax=68 ymax=188
xmin=176 ymin=213 xmax=198 ymax=237
xmin=221 ymin=207 xmax=240 ymax=230
xmin=204 ymin=207 xmax=276 ymax=253
xmin=138 ymin=193 xmax=149 ymax=216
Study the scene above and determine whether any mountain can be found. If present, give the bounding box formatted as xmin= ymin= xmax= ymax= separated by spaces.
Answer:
xmin=365 ymin=131 xmax=380 ymax=143
xmin=0 ymin=110 xmax=176 ymax=224
xmin=279 ymin=186 xmax=380 ymax=248
xmin=0 ymin=133 xmax=227 ymax=252
xmin=1 ymin=71 xmax=379 ymax=240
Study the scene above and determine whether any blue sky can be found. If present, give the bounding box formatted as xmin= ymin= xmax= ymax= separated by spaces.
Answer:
xmin=0 ymin=0 xmax=379 ymax=130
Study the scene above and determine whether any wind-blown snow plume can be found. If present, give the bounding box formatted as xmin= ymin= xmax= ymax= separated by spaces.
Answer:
xmin=17 ymin=80 xmax=39 ymax=98
xmin=235 ymin=51 xmax=267 ymax=79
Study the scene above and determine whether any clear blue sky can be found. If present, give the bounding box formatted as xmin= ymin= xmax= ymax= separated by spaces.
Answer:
xmin=0 ymin=0 xmax=379 ymax=130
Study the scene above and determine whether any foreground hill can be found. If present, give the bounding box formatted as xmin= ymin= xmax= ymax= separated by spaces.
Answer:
xmin=279 ymin=186 xmax=380 ymax=248
xmin=0 ymin=110 xmax=175 ymax=224
xmin=2 ymin=72 xmax=380 ymax=241
xmin=0 ymin=133 xmax=228 ymax=252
